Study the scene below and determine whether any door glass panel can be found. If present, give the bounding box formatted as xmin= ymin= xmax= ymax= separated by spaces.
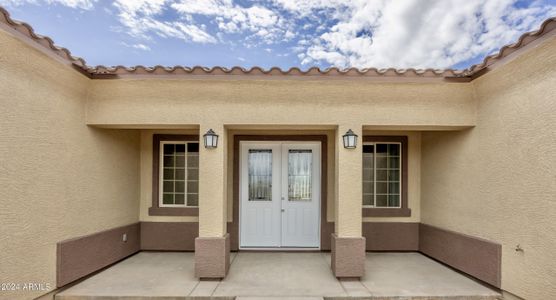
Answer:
xmin=248 ymin=149 xmax=272 ymax=201
xmin=288 ymin=150 xmax=312 ymax=201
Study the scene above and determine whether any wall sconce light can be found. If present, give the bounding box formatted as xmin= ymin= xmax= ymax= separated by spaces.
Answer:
xmin=203 ymin=129 xmax=219 ymax=149
xmin=342 ymin=129 xmax=358 ymax=149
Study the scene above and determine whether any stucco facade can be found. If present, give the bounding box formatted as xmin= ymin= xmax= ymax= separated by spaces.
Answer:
xmin=86 ymin=78 xmax=475 ymax=128
xmin=421 ymin=36 xmax=556 ymax=299
xmin=1 ymin=9 xmax=555 ymax=300
xmin=0 ymin=28 xmax=141 ymax=300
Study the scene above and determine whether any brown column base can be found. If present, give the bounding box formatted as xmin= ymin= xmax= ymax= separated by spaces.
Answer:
xmin=331 ymin=233 xmax=365 ymax=278
xmin=195 ymin=233 xmax=230 ymax=279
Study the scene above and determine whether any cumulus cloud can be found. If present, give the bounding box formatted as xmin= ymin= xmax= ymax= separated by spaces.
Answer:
xmin=170 ymin=0 xmax=291 ymax=44
xmin=2 ymin=0 xmax=555 ymax=69
xmin=277 ymin=0 xmax=556 ymax=69
xmin=113 ymin=0 xmax=216 ymax=44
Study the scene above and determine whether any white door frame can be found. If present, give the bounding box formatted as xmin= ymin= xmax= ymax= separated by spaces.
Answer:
xmin=239 ymin=141 xmax=321 ymax=250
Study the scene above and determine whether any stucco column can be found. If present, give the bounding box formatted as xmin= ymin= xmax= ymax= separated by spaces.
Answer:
xmin=195 ymin=124 xmax=230 ymax=279
xmin=331 ymin=124 xmax=365 ymax=278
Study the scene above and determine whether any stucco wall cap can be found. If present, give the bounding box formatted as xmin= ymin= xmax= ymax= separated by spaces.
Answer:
xmin=0 ymin=5 xmax=554 ymax=80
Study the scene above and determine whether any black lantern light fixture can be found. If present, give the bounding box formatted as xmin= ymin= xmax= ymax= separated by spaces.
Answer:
xmin=342 ymin=129 xmax=358 ymax=149
xmin=203 ymin=129 xmax=219 ymax=149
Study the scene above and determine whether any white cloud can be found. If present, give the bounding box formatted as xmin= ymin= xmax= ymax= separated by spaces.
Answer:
xmin=170 ymin=0 xmax=290 ymax=44
xmin=121 ymin=42 xmax=152 ymax=51
xmin=133 ymin=43 xmax=151 ymax=51
xmin=273 ymin=0 xmax=348 ymax=17
xmin=113 ymin=0 xmax=216 ymax=44
xmin=113 ymin=0 xmax=166 ymax=16
xmin=276 ymin=0 xmax=556 ymax=68
xmin=0 ymin=0 xmax=97 ymax=9
xmin=3 ymin=0 xmax=555 ymax=68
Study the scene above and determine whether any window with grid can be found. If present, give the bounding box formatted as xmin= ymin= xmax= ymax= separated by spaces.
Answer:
xmin=362 ymin=143 xmax=401 ymax=208
xmin=160 ymin=142 xmax=199 ymax=207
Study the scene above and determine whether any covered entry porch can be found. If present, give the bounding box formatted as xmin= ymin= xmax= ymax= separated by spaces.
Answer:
xmin=55 ymin=125 xmax=502 ymax=289
xmin=56 ymin=251 xmax=500 ymax=299
xmin=143 ymin=126 xmax=414 ymax=280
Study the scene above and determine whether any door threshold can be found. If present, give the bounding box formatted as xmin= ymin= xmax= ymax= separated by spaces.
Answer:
xmin=239 ymin=247 xmax=321 ymax=252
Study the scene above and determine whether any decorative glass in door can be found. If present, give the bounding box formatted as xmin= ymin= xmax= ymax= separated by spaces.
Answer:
xmin=288 ymin=150 xmax=313 ymax=201
xmin=248 ymin=149 xmax=272 ymax=201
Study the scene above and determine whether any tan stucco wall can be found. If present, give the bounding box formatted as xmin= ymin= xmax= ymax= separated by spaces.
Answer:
xmin=198 ymin=123 xmax=228 ymax=237
xmin=0 ymin=30 xmax=141 ymax=300
xmin=421 ymin=37 xmax=556 ymax=299
xmin=334 ymin=124 xmax=363 ymax=237
xmin=86 ymin=77 xmax=475 ymax=128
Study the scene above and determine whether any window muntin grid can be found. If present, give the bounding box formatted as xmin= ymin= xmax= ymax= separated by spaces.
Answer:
xmin=160 ymin=141 xmax=199 ymax=207
xmin=362 ymin=142 xmax=401 ymax=208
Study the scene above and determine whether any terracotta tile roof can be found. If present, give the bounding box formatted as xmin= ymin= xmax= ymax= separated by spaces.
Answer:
xmin=88 ymin=65 xmax=468 ymax=78
xmin=0 ymin=6 xmax=86 ymax=68
xmin=0 ymin=6 xmax=554 ymax=80
xmin=467 ymin=16 xmax=556 ymax=74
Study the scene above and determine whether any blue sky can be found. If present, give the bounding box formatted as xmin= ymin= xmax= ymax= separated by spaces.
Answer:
xmin=1 ymin=0 xmax=555 ymax=70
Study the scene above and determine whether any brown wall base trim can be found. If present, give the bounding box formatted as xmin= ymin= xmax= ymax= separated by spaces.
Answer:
xmin=141 ymin=222 xmax=198 ymax=251
xmin=321 ymin=222 xmax=334 ymax=251
xmin=56 ymin=223 xmax=140 ymax=287
xmin=148 ymin=206 xmax=199 ymax=216
xmin=228 ymin=222 xmax=238 ymax=251
xmin=363 ymin=207 xmax=411 ymax=217
xmin=363 ymin=222 xmax=419 ymax=251
xmin=55 ymin=221 xmax=501 ymax=290
xmin=419 ymin=223 xmax=502 ymax=288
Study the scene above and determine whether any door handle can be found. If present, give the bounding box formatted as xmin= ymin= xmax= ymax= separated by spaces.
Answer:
xmin=281 ymin=209 xmax=285 ymax=212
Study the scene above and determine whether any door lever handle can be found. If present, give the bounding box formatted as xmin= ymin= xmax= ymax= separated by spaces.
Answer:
xmin=281 ymin=209 xmax=285 ymax=212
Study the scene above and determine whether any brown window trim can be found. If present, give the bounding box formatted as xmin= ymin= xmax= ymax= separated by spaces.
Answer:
xmin=149 ymin=134 xmax=200 ymax=216
xmin=362 ymin=136 xmax=410 ymax=217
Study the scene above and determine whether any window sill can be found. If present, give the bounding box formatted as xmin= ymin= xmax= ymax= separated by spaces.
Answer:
xmin=148 ymin=207 xmax=199 ymax=216
xmin=363 ymin=207 xmax=411 ymax=217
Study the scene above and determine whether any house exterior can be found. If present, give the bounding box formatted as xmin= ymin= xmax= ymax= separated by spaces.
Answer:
xmin=0 ymin=7 xmax=555 ymax=300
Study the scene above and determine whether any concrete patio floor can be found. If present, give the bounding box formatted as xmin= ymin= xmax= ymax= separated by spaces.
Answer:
xmin=56 ymin=251 xmax=500 ymax=300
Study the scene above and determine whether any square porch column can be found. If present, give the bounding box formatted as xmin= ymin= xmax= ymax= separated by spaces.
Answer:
xmin=195 ymin=124 xmax=230 ymax=279
xmin=332 ymin=125 xmax=365 ymax=278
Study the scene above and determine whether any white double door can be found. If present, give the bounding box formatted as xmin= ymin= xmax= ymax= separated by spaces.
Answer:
xmin=240 ymin=142 xmax=321 ymax=248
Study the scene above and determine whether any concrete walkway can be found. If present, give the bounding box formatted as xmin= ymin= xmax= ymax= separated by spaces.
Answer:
xmin=56 ymin=252 xmax=500 ymax=300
